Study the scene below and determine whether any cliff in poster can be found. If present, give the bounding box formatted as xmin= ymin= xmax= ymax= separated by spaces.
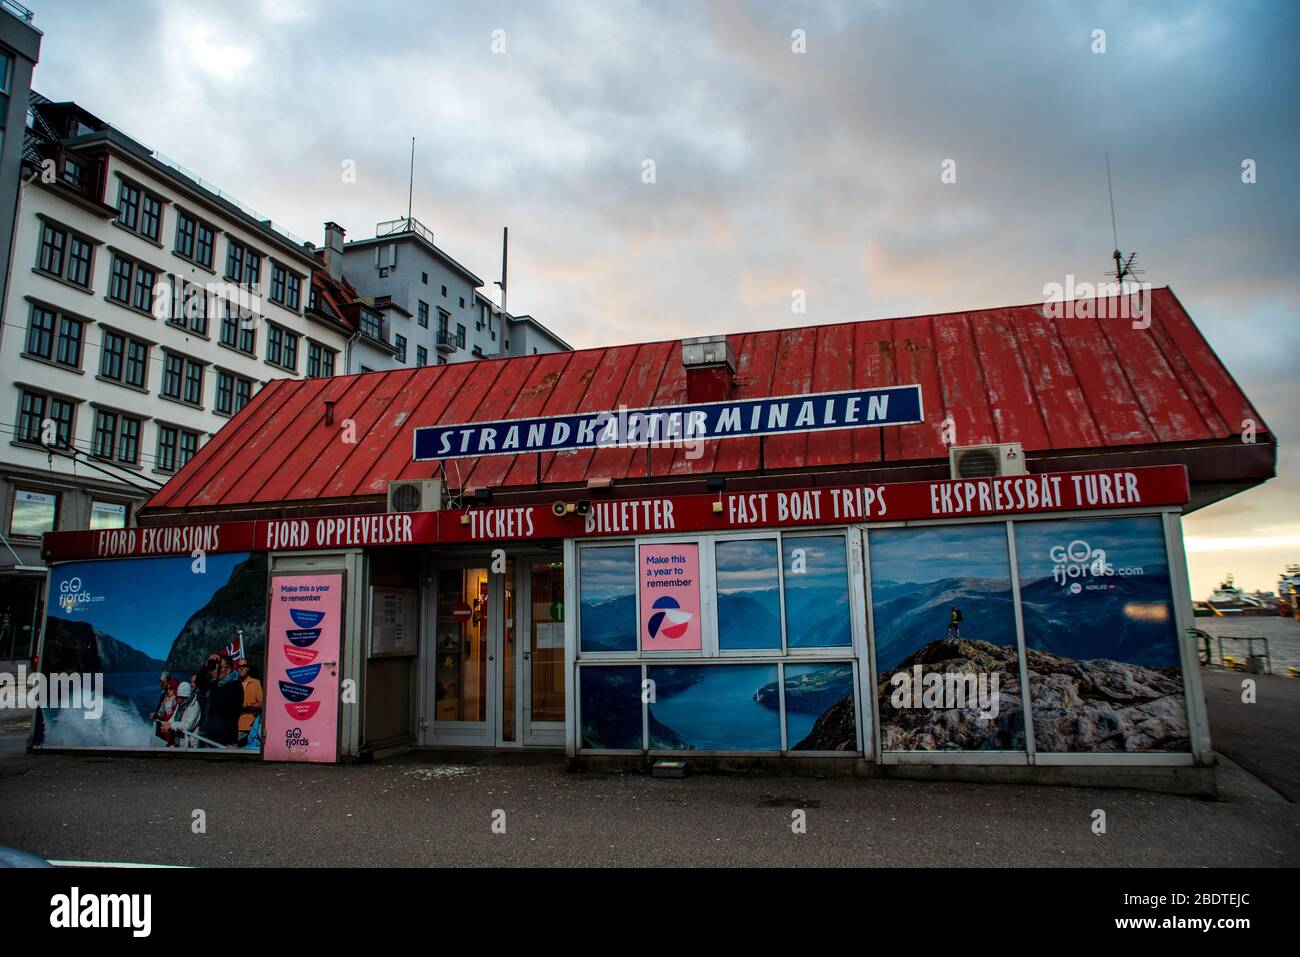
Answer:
xmin=875 ymin=637 xmax=1189 ymax=752
xmin=41 ymin=617 xmax=166 ymax=675
xmin=163 ymin=554 xmax=269 ymax=674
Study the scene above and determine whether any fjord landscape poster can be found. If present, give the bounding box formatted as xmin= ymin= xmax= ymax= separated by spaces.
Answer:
xmin=34 ymin=553 xmax=268 ymax=750
xmin=868 ymin=523 xmax=1025 ymax=751
xmin=1014 ymin=517 xmax=1190 ymax=752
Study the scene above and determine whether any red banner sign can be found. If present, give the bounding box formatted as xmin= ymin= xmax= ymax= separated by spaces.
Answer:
xmin=41 ymin=465 xmax=1190 ymax=562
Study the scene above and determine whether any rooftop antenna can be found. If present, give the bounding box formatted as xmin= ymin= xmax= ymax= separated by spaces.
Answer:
xmin=495 ymin=226 xmax=508 ymax=313
xmin=1104 ymin=151 xmax=1145 ymax=287
xmin=406 ymin=137 xmax=415 ymax=226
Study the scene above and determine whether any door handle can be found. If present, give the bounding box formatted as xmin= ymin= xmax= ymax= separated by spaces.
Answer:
xmin=522 ymin=652 xmax=530 ymax=661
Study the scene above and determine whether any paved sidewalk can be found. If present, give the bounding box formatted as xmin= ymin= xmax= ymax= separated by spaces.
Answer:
xmin=1201 ymin=668 xmax=1300 ymax=802
xmin=0 ymin=745 xmax=1295 ymax=867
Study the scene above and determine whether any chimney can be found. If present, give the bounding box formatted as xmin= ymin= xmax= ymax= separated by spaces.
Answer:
xmin=323 ymin=221 xmax=347 ymax=280
xmin=681 ymin=335 xmax=736 ymax=403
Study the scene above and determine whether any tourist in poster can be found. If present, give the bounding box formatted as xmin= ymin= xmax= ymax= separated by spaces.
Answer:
xmin=164 ymin=682 xmax=201 ymax=748
xmin=947 ymin=606 xmax=963 ymax=639
xmin=237 ymin=659 xmax=263 ymax=746
xmin=196 ymin=654 xmax=244 ymax=747
xmin=147 ymin=671 xmax=171 ymax=722
xmin=153 ymin=680 xmax=179 ymax=744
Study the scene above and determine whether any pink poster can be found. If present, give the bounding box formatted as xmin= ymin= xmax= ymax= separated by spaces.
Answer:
xmin=264 ymin=573 xmax=343 ymax=763
xmin=639 ymin=543 xmax=702 ymax=651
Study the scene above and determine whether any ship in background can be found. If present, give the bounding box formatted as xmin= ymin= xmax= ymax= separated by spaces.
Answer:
xmin=1193 ymin=574 xmax=1277 ymax=617
xmin=1279 ymin=565 xmax=1300 ymax=620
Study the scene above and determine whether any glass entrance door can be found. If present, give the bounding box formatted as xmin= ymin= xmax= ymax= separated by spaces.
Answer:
xmin=428 ymin=566 xmax=495 ymax=746
xmin=423 ymin=555 xmax=565 ymax=749
xmin=522 ymin=560 xmax=566 ymax=747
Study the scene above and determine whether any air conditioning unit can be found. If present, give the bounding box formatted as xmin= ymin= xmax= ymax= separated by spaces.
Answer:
xmin=387 ymin=479 xmax=444 ymax=513
xmin=949 ymin=443 xmax=1026 ymax=479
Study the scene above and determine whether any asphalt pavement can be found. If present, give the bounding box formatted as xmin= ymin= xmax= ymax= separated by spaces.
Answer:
xmin=0 ymin=670 xmax=1295 ymax=867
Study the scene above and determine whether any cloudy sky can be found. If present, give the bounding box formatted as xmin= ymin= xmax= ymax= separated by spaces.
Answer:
xmin=27 ymin=0 xmax=1298 ymax=596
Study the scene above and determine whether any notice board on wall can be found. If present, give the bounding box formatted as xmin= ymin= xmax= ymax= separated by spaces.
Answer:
xmin=264 ymin=572 xmax=344 ymax=763
xmin=370 ymin=587 xmax=417 ymax=658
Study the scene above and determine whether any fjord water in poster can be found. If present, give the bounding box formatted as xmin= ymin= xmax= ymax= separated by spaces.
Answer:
xmin=265 ymin=573 xmax=343 ymax=762
xmin=639 ymin=543 xmax=702 ymax=651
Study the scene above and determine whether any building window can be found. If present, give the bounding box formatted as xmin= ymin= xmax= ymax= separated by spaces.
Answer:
xmin=91 ymin=409 xmax=118 ymax=459
xmin=716 ymin=539 xmax=784 ymax=651
xmin=132 ymin=263 xmax=156 ymax=313
xmin=235 ymin=377 xmax=252 ymax=412
xmin=416 ymin=345 xmax=427 ymax=366
xmin=418 ymin=301 xmax=429 ymax=327
xmin=175 ymin=212 xmax=214 ymax=268
xmin=37 ymin=222 xmax=65 ymax=276
xmin=24 ymin=305 xmax=56 ymax=360
xmin=421 ymin=272 xmax=428 ymax=285
xmin=108 ymin=254 xmax=133 ymax=303
xmin=459 ymin=296 xmax=465 ymax=308
xmin=221 ymin=299 xmax=257 ymax=354
xmin=226 ymin=239 xmax=261 ymax=286
xmin=89 ymin=499 xmax=129 ymax=530
xmin=306 ymin=342 xmax=336 ymax=378
xmin=162 ymin=353 xmax=183 ymax=398
xmin=116 ymin=181 xmax=140 ymax=230
xmin=55 ymin=315 xmax=83 ymax=367
xmin=174 ymin=212 xmax=195 ymax=259
xmin=360 ymin=309 xmax=383 ymax=341
xmin=441 ymin=284 xmax=447 ymax=297
xmin=118 ymin=416 xmax=140 ymax=464
xmin=183 ymin=360 xmax=204 ymax=405
xmin=456 ymin=323 xmax=466 ymax=349
xmin=156 ymin=425 xmax=177 ymax=472
xmin=215 ymin=370 xmax=235 ymax=414
xmin=36 ymin=221 xmax=96 ymax=290
xmin=266 ymin=324 xmax=298 ymax=371
xmin=179 ymin=429 xmax=199 ymax=467
xmin=99 ymin=329 xmax=124 ymax=380
xmin=141 ymin=194 xmax=162 ymax=241
xmin=66 ymin=235 xmax=93 ymax=287
xmin=578 ymin=546 xmax=638 ymax=653
xmin=10 ymin=488 xmax=59 ymax=538
xmin=269 ymin=264 xmax=302 ymax=310
xmin=395 ymin=333 xmax=407 ymax=363
xmin=16 ymin=390 xmax=74 ymax=448
xmin=195 ymin=222 xmax=214 ymax=268
xmin=174 ymin=280 xmax=208 ymax=335
xmin=125 ymin=338 xmax=148 ymax=388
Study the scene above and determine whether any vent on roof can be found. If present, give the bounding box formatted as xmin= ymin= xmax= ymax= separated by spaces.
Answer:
xmin=387 ymin=479 xmax=443 ymax=513
xmin=949 ymin=443 xmax=1026 ymax=479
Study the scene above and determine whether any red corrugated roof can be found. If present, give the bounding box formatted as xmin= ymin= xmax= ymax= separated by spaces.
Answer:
xmin=144 ymin=288 xmax=1268 ymax=513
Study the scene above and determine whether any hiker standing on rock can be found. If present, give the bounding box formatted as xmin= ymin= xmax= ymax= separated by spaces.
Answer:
xmin=947 ymin=606 xmax=962 ymax=639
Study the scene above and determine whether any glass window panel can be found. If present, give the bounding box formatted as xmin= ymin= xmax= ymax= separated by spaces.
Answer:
xmin=579 ymin=666 xmax=642 ymax=749
xmin=646 ymin=664 xmax=781 ymax=750
xmin=578 ymin=546 xmax=637 ymax=653
xmin=782 ymin=535 xmax=852 ymax=647
xmin=715 ymin=538 xmax=782 ymax=650
xmin=869 ymin=524 xmax=1024 ymax=751
xmin=433 ymin=568 xmax=488 ymax=722
xmin=11 ymin=489 xmax=57 ymax=537
xmin=90 ymin=500 xmax=127 ymax=530
xmin=1014 ymin=516 xmax=1189 ymax=753
xmin=783 ymin=662 xmax=857 ymax=751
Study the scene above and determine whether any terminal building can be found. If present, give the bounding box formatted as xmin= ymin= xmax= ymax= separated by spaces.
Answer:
xmin=31 ymin=288 xmax=1273 ymax=785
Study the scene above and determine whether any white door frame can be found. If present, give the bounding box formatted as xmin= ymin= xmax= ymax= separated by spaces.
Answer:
xmin=519 ymin=556 xmax=565 ymax=748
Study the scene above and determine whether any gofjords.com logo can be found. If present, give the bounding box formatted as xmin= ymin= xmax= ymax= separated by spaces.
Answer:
xmin=50 ymin=887 xmax=151 ymax=937
xmin=1050 ymin=539 xmax=1144 ymax=592
xmin=57 ymin=577 xmax=104 ymax=614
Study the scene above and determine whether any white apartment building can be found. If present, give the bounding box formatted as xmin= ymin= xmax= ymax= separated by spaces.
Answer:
xmin=337 ymin=217 xmax=570 ymax=372
xmin=0 ymin=95 xmax=349 ymax=656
